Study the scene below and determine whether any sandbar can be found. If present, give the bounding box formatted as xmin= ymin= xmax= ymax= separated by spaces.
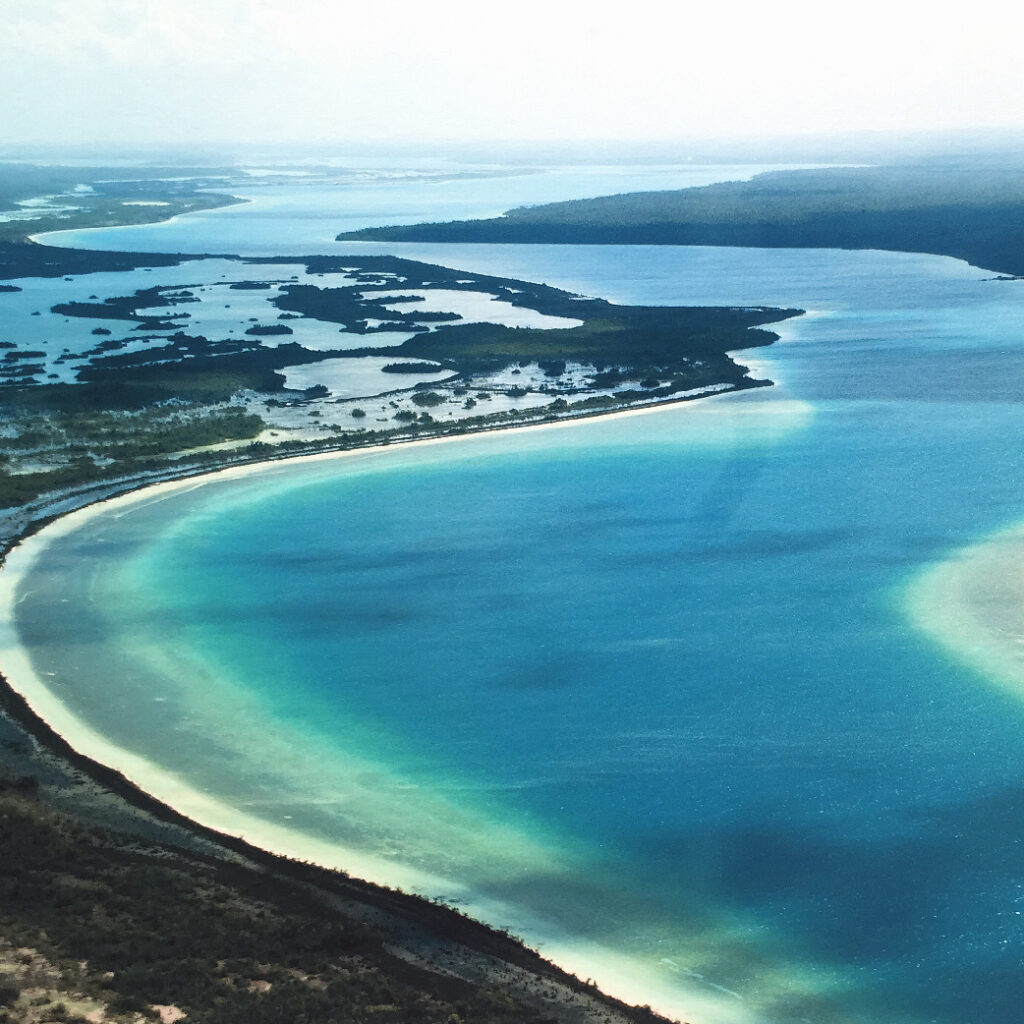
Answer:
xmin=907 ymin=521 xmax=1024 ymax=697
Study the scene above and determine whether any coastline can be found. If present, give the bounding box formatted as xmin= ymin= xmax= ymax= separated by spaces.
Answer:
xmin=0 ymin=178 xmax=808 ymax=1019
xmin=0 ymin=395 xmax=795 ymax=1024
xmin=6 ymin=158 xmax=1023 ymax=1024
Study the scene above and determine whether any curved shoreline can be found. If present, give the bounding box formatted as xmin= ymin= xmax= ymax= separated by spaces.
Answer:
xmin=0 ymin=398 xmax=797 ymax=1024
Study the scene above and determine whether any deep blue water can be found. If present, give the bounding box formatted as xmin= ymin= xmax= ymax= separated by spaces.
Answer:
xmin=15 ymin=168 xmax=1024 ymax=1022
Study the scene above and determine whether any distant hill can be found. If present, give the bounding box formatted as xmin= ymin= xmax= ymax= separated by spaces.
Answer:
xmin=337 ymin=164 xmax=1024 ymax=276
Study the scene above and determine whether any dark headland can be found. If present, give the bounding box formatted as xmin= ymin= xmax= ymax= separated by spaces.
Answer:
xmin=336 ymin=163 xmax=1024 ymax=277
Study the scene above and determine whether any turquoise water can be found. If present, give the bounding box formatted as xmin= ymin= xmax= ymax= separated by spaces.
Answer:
xmin=15 ymin=170 xmax=1024 ymax=1021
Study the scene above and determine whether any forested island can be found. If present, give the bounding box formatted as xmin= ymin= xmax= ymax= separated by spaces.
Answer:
xmin=336 ymin=163 xmax=1024 ymax=277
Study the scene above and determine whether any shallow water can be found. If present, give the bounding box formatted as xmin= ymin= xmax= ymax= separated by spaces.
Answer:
xmin=11 ymin=168 xmax=1024 ymax=1023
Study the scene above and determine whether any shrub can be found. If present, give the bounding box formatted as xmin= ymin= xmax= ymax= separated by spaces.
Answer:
xmin=411 ymin=391 xmax=445 ymax=407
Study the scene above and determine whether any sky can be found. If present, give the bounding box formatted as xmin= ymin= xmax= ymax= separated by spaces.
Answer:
xmin=2 ymin=0 xmax=1023 ymax=150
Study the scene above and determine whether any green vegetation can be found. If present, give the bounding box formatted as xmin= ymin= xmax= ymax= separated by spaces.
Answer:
xmin=0 ymin=249 xmax=798 ymax=511
xmin=382 ymin=361 xmax=443 ymax=373
xmin=411 ymin=391 xmax=446 ymax=406
xmin=20 ymin=251 xmax=797 ymax=406
xmin=0 ymin=406 xmax=264 ymax=507
xmin=51 ymin=284 xmax=197 ymax=321
xmin=264 ymin=255 xmax=799 ymax=384
xmin=19 ymin=358 xmax=284 ymax=406
xmin=0 ymin=242 xmax=189 ymax=282
xmin=0 ymin=406 xmax=262 ymax=455
xmin=245 ymin=323 xmax=293 ymax=336
xmin=0 ymin=458 xmax=112 ymax=508
xmin=336 ymin=163 xmax=1024 ymax=276
xmin=0 ymin=780 xmax=655 ymax=1024
xmin=392 ymin=307 xmax=789 ymax=382
xmin=273 ymin=283 xmax=458 ymax=332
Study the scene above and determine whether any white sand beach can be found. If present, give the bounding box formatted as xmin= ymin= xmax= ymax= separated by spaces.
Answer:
xmin=0 ymin=399 xmax=809 ymax=1024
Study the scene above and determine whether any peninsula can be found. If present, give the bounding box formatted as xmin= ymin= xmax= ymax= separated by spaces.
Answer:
xmin=336 ymin=163 xmax=1024 ymax=277
xmin=0 ymin=163 xmax=243 ymax=246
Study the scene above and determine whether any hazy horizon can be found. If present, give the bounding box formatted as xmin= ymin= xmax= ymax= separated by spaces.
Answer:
xmin=4 ymin=0 xmax=1023 ymax=152
xmin=5 ymin=128 xmax=1024 ymax=172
